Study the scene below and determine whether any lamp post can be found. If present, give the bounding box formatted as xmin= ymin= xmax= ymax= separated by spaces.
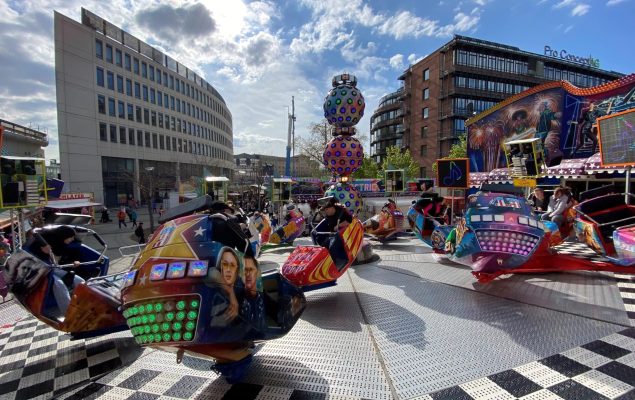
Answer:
xmin=238 ymin=170 xmax=246 ymax=208
xmin=144 ymin=166 xmax=156 ymax=232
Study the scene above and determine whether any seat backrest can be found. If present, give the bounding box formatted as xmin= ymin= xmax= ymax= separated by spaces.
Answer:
xmin=577 ymin=194 xmax=625 ymax=216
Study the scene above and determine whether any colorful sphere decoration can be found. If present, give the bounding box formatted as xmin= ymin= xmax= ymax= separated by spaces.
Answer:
xmin=323 ymin=136 xmax=364 ymax=176
xmin=324 ymin=183 xmax=363 ymax=217
xmin=323 ymin=75 xmax=365 ymax=128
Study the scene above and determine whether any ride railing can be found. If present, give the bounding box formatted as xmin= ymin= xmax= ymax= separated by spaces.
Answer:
xmin=118 ymin=243 xmax=146 ymax=258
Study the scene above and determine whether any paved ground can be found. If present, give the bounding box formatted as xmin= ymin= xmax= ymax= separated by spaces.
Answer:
xmin=1 ymin=234 xmax=634 ymax=400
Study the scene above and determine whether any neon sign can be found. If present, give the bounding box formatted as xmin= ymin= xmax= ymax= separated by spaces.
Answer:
xmin=543 ymin=45 xmax=600 ymax=68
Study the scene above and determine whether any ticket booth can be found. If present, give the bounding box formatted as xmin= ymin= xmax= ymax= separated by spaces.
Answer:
xmin=503 ymin=138 xmax=546 ymax=178
xmin=384 ymin=169 xmax=405 ymax=192
xmin=271 ymin=178 xmax=292 ymax=203
xmin=203 ymin=176 xmax=229 ymax=202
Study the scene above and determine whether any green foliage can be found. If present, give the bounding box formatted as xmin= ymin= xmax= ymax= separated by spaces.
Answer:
xmin=432 ymin=134 xmax=467 ymax=172
xmin=351 ymin=155 xmax=379 ymax=179
xmin=380 ymin=146 xmax=418 ymax=179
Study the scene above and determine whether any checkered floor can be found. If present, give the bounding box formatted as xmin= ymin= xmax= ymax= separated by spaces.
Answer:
xmin=552 ymin=241 xmax=611 ymax=263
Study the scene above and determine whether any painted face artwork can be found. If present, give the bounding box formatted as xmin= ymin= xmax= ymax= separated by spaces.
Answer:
xmin=220 ymin=250 xmax=239 ymax=286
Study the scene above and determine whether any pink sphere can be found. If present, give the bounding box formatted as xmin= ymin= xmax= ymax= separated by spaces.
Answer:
xmin=323 ymin=135 xmax=364 ymax=177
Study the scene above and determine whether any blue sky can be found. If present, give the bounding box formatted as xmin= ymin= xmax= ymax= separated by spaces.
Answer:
xmin=0 ymin=0 xmax=633 ymax=162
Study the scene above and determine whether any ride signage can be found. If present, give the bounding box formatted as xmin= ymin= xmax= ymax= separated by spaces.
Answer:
xmin=543 ymin=45 xmax=600 ymax=68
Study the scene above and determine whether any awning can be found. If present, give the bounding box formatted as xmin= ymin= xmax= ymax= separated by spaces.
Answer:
xmin=469 ymin=172 xmax=490 ymax=188
xmin=45 ymin=199 xmax=102 ymax=210
xmin=546 ymin=158 xmax=587 ymax=178
xmin=488 ymin=168 xmax=513 ymax=184
xmin=584 ymin=152 xmax=635 ymax=174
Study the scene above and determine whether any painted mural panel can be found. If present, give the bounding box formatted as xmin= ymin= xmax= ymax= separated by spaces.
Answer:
xmin=467 ymin=75 xmax=635 ymax=173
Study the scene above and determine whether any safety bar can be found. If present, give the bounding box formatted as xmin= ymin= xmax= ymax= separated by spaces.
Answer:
xmin=33 ymin=226 xmax=108 ymax=269
xmin=119 ymin=243 xmax=146 ymax=257
xmin=597 ymin=215 xmax=635 ymax=227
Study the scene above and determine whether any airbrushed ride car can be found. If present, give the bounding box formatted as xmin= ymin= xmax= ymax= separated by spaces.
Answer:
xmin=120 ymin=196 xmax=306 ymax=382
xmin=429 ymin=192 xmax=627 ymax=283
xmin=574 ymin=193 xmax=635 ymax=266
xmin=363 ymin=199 xmax=404 ymax=241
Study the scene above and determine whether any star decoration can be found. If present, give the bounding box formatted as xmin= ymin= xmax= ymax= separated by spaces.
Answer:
xmin=194 ymin=227 xmax=206 ymax=237
xmin=138 ymin=273 xmax=148 ymax=286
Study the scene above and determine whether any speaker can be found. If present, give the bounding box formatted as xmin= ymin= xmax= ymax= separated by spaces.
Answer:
xmin=1 ymin=159 xmax=15 ymax=175
xmin=2 ymin=182 xmax=19 ymax=204
xmin=21 ymin=160 xmax=36 ymax=175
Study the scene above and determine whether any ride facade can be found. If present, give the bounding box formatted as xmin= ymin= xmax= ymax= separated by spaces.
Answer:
xmin=281 ymin=74 xmax=366 ymax=290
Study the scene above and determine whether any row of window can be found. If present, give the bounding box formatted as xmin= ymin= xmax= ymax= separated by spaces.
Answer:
xmin=98 ymin=123 xmax=230 ymax=161
xmin=543 ymin=66 xmax=608 ymax=88
xmin=370 ymin=109 xmax=403 ymax=128
xmin=377 ymin=90 xmax=403 ymax=108
xmin=96 ymin=67 xmax=231 ymax=135
xmin=455 ymin=49 xmax=529 ymax=75
xmin=453 ymin=98 xmax=497 ymax=115
xmin=370 ymin=138 xmax=403 ymax=157
xmin=454 ymin=76 xmax=529 ymax=95
xmin=370 ymin=124 xmax=404 ymax=143
xmin=96 ymin=95 xmax=231 ymax=149
xmin=95 ymin=38 xmax=230 ymax=121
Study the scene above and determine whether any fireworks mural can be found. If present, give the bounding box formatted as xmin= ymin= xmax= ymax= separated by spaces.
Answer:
xmin=467 ymin=74 xmax=635 ymax=173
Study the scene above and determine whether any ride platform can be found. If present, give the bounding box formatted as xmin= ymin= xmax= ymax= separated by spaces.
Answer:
xmin=1 ymin=236 xmax=634 ymax=399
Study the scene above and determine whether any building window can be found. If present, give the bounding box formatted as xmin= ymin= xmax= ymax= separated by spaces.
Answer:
xmin=105 ymin=44 xmax=113 ymax=63
xmin=108 ymin=98 xmax=115 ymax=116
xmin=116 ymin=75 xmax=123 ymax=93
xmin=107 ymin=71 xmax=114 ymax=90
xmin=95 ymin=39 xmax=103 ymax=59
xmin=420 ymin=145 xmax=427 ymax=156
xmin=126 ymin=79 xmax=132 ymax=96
xmin=133 ymin=58 xmax=139 ymax=74
xmin=99 ymin=122 xmax=107 ymax=141
xmin=118 ymin=101 xmax=125 ymax=118
xmin=420 ymin=167 xmax=427 ymax=178
xmin=164 ymin=94 xmax=169 ymax=109
xmin=110 ymin=124 xmax=117 ymax=142
xmin=119 ymin=126 xmax=126 ymax=144
xmin=423 ymin=88 xmax=429 ymax=100
xmin=158 ymin=113 xmax=163 ymax=128
xmin=175 ymin=79 xmax=180 ymax=92
xmin=137 ymin=130 xmax=143 ymax=146
xmin=142 ymin=85 xmax=148 ymax=102
xmin=166 ymin=136 xmax=171 ymax=150
xmin=157 ymin=91 xmax=163 ymax=106
xmin=97 ymin=95 xmax=105 ymax=114
xmin=143 ymin=109 xmax=149 ymax=125
xmin=128 ymin=128 xmax=135 ymax=145
xmin=135 ymin=106 xmax=142 ymax=123
xmin=127 ymin=103 xmax=133 ymax=121
xmin=152 ymin=133 xmax=158 ymax=149
xmin=151 ymin=111 xmax=156 ymax=126
xmin=421 ymin=126 xmax=428 ymax=138
xmin=172 ymin=138 xmax=176 ymax=151
xmin=422 ymin=107 xmax=429 ymax=119
xmin=150 ymin=88 xmax=155 ymax=104
xmin=145 ymin=131 xmax=150 ymax=148
xmin=159 ymin=135 xmax=164 ymax=150
xmin=115 ymin=49 xmax=122 ymax=67
xmin=124 ymin=53 xmax=131 ymax=71
xmin=156 ymin=69 xmax=162 ymax=84
xmin=141 ymin=62 xmax=147 ymax=78
xmin=96 ymin=67 xmax=104 ymax=87
xmin=134 ymin=82 xmax=140 ymax=98
xmin=424 ymin=68 xmax=430 ymax=81
xmin=149 ymin=66 xmax=155 ymax=81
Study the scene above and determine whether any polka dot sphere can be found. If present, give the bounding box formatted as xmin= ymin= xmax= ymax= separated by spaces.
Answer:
xmin=323 ymin=135 xmax=364 ymax=177
xmin=323 ymin=84 xmax=365 ymax=128
xmin=324 ymin=183 xmax=363 ymax=216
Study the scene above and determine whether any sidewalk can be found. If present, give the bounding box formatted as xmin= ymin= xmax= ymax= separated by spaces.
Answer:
xmin=84 ymin=205 xmax=158 ymax=268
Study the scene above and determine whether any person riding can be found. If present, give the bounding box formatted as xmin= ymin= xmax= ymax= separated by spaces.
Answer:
xmin=528 ymin=187 xmax=549 ymax=213
xmin=28 ymin=235 xmax=84 ymax=317
xmin=312 ymin=195 xmax=353 ymax=270
xmin=541 ymin=187 xmax=570 ymax=228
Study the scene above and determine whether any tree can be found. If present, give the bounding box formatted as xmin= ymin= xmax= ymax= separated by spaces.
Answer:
xmin=351 ymin=154 xmax=379 ymax=179
xmin=380 ymin=146 xmax=418 ymax=179
xmin=432 ymin=134 xmax=467 ymax=172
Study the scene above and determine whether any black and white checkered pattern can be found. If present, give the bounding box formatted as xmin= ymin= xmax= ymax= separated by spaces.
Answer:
xmin=552 ymin=241 xmax=609 ymax=264
xmin=0 ymin=317 xmax=141 ymax=400
xmin=615 ymin=273 xmax=635 ymax=327
xmin=426 ymin=328 xmax=635 ymax=400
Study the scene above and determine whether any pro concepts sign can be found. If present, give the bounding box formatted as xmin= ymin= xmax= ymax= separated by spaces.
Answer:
xmin=544 ymin=45 xmax=600 ymax=68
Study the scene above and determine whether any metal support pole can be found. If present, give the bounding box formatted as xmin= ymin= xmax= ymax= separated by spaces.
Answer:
xmin=450 ymin=189 xmax=455 ymax=223
xmin=626 ymin=167 xmax=632 ymax=205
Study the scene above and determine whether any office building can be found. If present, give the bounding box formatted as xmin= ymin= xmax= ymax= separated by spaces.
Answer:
xmin=371 ymin=35 xmax=623 ymax=177
xmin=55 ymin=8 xmax=234 ymax=205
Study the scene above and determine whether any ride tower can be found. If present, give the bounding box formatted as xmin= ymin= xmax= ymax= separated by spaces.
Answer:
xmin=322 ymin=74 xmax=365 ymax=216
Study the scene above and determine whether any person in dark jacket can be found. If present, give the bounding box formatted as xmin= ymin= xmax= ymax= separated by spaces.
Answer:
xmin=135 ymin=222 xmax=146 ymax=244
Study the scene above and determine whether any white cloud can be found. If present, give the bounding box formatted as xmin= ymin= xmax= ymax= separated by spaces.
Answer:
xmin=389 ymin=54 xmax=404 ymax=70
xmin=606 ymin=0 xmax=626 ymax=5
xmin=571 ymin=3 xmax=590 ymax=15
xmin=554 ymin=0 xmax=575 ymax=8
xmin=473 ymin=0 xmax=490 ymax=5
xmin=407 ymin=53 xmax=418 ymax=64
xmin=564 ymin=25 xmax=574 ymax=33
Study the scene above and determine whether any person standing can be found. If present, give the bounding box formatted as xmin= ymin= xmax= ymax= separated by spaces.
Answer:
xmin=135 ymin=222 xmax=146 ymax=244
xmin=117 ymin=208 xmax=127 ymax=229
xmin=130 ymin=209 xmax=138 ymax=227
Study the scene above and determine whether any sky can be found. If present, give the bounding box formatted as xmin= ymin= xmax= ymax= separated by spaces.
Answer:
xmin=0 ymin=0 xmax=634 ymax=163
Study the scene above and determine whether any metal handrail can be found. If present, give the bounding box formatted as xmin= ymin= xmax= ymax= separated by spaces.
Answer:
xmin=119 ymin=243 xmax=146 ymax=257
xmin=34 ymin=225 xmax=108 ymax=269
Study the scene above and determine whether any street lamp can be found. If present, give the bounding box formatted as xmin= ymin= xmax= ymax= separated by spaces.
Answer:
xmin=238 ymin=170 xmax=246 ymax=207
xmin=144 ymin=166 xmax=156 ymax=231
